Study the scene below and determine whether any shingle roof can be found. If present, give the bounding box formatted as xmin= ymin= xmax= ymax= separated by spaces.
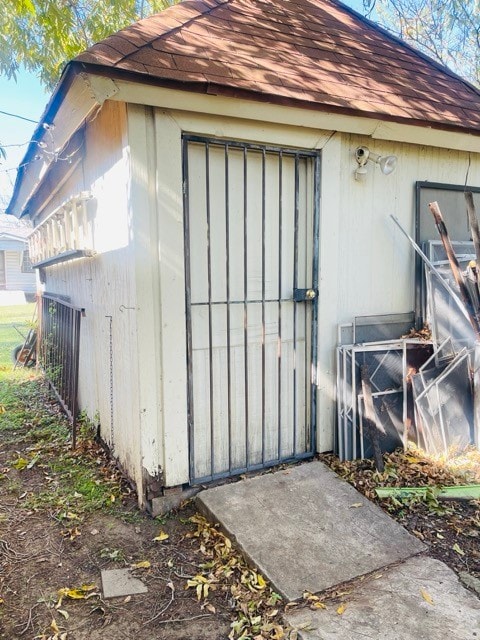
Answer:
xmin=67 ymin=0 xmax=480 ymax=132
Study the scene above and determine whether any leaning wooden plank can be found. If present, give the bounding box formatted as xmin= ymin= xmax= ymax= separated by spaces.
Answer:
xmin=428 ymin=200 xmax=480 ymax=338
xmin=375 ymin=485 xmax=480 ymax=500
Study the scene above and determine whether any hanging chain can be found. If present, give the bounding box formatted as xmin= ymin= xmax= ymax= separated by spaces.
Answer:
xmin=105 ymin=315 xmax=114 ymax=452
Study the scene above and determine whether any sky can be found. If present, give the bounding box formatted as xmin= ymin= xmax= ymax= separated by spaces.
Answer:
xmin=0 ymin=70 xmax=49 ymax=211
xmin=0 ymin=0 xmax=368 ymax=212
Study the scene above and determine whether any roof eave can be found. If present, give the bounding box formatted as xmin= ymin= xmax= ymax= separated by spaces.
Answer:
xmin=73 ymin=60 xmax=480 ymax=139
xmin=7 ymin=63 xmax=119 ymax=218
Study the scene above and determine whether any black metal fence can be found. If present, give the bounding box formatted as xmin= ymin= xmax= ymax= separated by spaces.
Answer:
xmin=39 ymin=294 xmax=82 ymax=446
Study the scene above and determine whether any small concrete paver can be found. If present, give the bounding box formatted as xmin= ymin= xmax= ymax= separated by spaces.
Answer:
xmin=285 ymin=555 xmax=480 ymax=639
xmin=197 ymin=461 xmax=424 ymax=601
xmin=101 ymin=568 xmax=148 ymax=599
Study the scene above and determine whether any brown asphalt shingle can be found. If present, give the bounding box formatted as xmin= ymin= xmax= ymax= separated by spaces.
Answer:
xmin=74 ymin=0 xmax=480 ymax=132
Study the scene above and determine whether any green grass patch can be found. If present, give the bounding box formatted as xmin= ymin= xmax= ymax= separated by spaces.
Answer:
xmin=0 ymin=303 xmax=36 ymax=368
xmin=0 ymin=372 xmax=124 ymax=520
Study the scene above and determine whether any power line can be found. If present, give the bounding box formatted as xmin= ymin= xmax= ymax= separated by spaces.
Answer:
xmin=0 ymin=108 xmax=39 ymax=124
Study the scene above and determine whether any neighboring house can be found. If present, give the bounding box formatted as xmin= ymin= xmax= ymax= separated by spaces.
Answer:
xmin=7 ymin=0 xmax=480 ymax=511
xmin=0 ymin=215 xmax=35 ymax=303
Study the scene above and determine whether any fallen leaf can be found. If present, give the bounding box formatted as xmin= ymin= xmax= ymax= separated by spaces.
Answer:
xmin=421 ymin=588 xmax=434 ymax=605
xmin=436 ymin=533 xmax=445 ymax=539
xmin=57 ymin=610 xmax=69 ymax=620
xmin=131 ymin=560 xmax=151 ymax=569
xmin=350 ymin=503 xmax=363 ymax=508
xmin=0 ymin=404 xmax=6 ymax=414
xmin=12 ymin=457 xmax=28 ymax=470
xmin=57 ymin=584 xmax=97 ymax=604
xmin=206 ymin=603 xmax=216 ymax=613
xmin=153 ymin=531 xmax=169 ymax=542
xmin=312 ymin=601 xmax=327 ymax=609
xmin=256 ymin=573 xmax=267 ymax=589
xmin=453 ymin=543 xmax=465 ymax=556
xmin=336 ymin=604 xmax=347 ymax=615
xmin=50 ymin=618 xmax=60 ymax=633
xmin=124 ymin=595 xmax=131 ymax=603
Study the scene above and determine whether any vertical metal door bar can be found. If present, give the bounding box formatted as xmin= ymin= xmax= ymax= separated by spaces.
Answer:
xmin=205 ymin=143 xmax=215 ymax=478
xmin=277 ymin=152 xmax=283 ymax=461
xmin=293 ymin=154 xmax=300 ymax=456
xmin=182 ymin=138 xmax=195 ymax=480
xmin=310 ymin=153 xmax=321 ymax=454
xmin=243 ymin=147 xmax=250 ymax=468
xmin=304 ymin=162 xmax=309 ymax=449
xmin=224 ymin=145 xmax=232 ymax=474
xmin=261 ymin=149 xmax=266 ymax=464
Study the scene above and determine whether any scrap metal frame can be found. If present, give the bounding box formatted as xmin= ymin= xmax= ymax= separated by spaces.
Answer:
xmin=336 ymin=339 xmax=431 ymax=461
xmin=413 ymin=348 xmax=472 ymax=456
xmin=414 ymin=181 xmax=480 ymax=328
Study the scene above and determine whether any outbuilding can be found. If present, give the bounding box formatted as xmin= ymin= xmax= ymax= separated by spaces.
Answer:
xmin=0 ymin=215 xmax=35 ymax=304
xmin=7 ymin=0 xmax=480 ymax=511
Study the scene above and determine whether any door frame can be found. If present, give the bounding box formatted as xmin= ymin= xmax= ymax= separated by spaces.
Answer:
xmin=182 ymin=134 xmax=321 ymax=483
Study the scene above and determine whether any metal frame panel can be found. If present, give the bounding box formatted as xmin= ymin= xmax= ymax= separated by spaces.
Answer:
xmin=414 ymin=181 xmax=480 ymax=327
xmin=39 ymin=294 xmax=83 ymax=446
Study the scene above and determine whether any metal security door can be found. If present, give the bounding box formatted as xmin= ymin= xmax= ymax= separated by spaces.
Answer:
xmin=183 ymin=136 xmax=320 ymax=484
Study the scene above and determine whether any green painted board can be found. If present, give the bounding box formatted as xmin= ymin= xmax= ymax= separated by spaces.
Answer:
xmin=375 ymin=485 xmax=480 ymax=500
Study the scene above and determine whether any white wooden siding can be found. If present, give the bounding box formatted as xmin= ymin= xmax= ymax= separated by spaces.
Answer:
xmin=24 ymin=83 xmax=480 ymax=497
xmin=316 ymin=134 xmax=480 ymax=450
xmin=137 ymin=109 xmax=480 ymax=480
xmin=35 ymin=101 xmax=144 ymax=493
xmin=4 ymin=250 xmax=36 ymax=292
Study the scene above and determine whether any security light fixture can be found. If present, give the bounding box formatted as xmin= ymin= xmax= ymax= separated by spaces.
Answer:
xmin=354 ymin=146 xmax=398 ymax=181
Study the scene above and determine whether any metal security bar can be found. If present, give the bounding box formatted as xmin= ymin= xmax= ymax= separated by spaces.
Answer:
xmin=40 ymin=294 xmax=82 ymax=446
xmin=183 ymin=135 xmax=320 ymax=484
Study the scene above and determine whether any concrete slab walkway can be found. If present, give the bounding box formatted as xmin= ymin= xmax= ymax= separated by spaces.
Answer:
xmin=197 ymin=461 xmax=424 ymax=601
xmin=286 ymin=556 xmax=480 ymax=639
xmin=197 ymin=461 xmax=480 ymax=639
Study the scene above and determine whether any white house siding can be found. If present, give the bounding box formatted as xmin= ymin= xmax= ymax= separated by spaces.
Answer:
xmin=4 ymin=250 xmax=36 ymax=293
xmin=35 ymin=101 xmax=144 ymax=495
xmin=123 ymin=98 xmax=480 ymax=486
xmin=318 ymin=135 xmax=480 ymax=450
xmin=25 ymin=85 xmax=480 ymax=496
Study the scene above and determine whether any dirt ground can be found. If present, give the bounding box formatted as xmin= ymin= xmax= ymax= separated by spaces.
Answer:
xmin=1 ymin=374 xmax=479 ymax=640
xmin=0 ymin=375 xmax=285 ymax=640
xmin=322 ymin=450 xmax=480 ymax=581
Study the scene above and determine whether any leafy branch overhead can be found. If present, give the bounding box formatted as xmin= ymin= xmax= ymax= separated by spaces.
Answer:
xmin=0 ymin=0 xmax=178 ymax=89
xmin=363 ymin=0 xmax=480 ymax=86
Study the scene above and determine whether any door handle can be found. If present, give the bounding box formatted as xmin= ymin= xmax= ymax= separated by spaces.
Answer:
xmin=293 ymin=288 xmax=317 ymax=302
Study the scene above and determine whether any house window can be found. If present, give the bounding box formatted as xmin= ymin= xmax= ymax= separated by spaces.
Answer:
xmin=21 ymin=249 xmax=34 ymax=273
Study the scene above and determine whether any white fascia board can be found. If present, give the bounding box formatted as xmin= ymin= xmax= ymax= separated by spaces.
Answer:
xmin=9 ymin=72 xmax=119 ymax=218
xmin=111 ymin=79 xmax=480 ymax=153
